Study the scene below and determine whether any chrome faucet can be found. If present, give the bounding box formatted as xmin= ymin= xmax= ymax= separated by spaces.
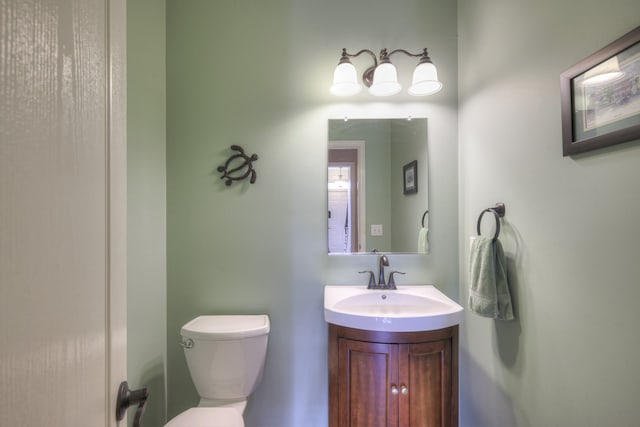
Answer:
xmin=378 ymin=255 xmax=389 ymax=287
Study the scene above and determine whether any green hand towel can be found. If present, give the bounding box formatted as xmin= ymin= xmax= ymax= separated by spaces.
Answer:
xmin=417 ymin=227 xmax=429 ymax=253
xmin=468 ymin=236 xmax=514 ymax=320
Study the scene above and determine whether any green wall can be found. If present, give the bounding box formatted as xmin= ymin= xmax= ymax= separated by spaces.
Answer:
xmin=127 ymin=0 xmax=167 ymax=425
xmin=166 ymin=0 xmax=458 ymax=425
xmin=458 ymin=1 xmax=640 ymax=426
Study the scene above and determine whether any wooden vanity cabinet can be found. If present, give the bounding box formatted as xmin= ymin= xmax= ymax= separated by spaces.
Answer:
xmin=328 ymin=324 xmax=458 ymax=427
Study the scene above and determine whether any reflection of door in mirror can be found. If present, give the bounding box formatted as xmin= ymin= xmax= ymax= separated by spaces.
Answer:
xmin=327 ymin=165 xmax=352 ymax=253
xmin=328 ymin=142 xmax=365 ymax=253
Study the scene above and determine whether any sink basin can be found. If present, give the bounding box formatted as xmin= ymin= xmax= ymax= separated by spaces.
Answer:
xmin=324 ymin=285 xmax=463 ymax=332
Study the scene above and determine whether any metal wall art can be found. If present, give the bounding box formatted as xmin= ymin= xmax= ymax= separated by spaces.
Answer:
xmin=217 ymin=145 xmax=258 ymax=186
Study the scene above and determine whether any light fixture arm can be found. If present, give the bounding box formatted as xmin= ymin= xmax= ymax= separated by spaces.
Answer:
xmin=386 ymin=48 xmax=434 ymax=64
xmin=339 ymin=48 xmax=378 ymax=87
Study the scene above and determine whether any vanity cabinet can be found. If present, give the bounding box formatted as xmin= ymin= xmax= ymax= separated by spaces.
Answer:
xmin=328 ymin=324 xmax=458 ymax=427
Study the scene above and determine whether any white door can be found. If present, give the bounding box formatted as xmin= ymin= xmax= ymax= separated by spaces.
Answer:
xmin=328 ymin=188 xmax=351 ymax=253
xmin=0 ymin=0 xmax=127 ymax=425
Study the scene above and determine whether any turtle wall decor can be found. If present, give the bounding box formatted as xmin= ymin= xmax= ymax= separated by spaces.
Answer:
xmin=217 ymin=145 xmax=258 ymax=186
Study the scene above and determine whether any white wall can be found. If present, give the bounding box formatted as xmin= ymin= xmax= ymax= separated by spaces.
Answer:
xmin=458 ymin=1 xmax=640 ymax=425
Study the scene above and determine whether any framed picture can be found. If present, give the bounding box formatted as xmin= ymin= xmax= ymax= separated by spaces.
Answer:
xmin=403 ymin=160 xmax=418 ymax=195
xmin=560 ymin=26 xmax=640 ymax=156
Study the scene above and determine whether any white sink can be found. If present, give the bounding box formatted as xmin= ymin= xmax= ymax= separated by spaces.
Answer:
xmin=324 ymin=285 xmax=463 ymax=332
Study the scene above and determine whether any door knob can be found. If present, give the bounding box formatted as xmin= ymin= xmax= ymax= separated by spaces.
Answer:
xmin=391 ymin=385 xmax=399 ymax=395
xmin=401 ymin=384 xmax=408 ymax=395
xmin=116 ymin=381 xmax=149 ymax=427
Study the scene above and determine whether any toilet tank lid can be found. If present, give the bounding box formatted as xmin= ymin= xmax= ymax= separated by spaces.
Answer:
xmin=181 ymin=315 xmax=270 ymax=340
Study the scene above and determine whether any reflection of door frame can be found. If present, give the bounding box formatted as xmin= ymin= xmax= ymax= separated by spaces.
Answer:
xmin=329 ymin=141 xmax=366 ymax=252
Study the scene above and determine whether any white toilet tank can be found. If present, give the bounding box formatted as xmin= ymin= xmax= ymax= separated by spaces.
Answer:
xmin=180 ymin=315 xmax=270 ymax=403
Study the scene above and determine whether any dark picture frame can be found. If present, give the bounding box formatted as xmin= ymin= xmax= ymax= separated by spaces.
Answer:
xmin=403 ymin=160 xmax=418 ymax=195
xmin=560 ymin=26 xmax=640 ymax=156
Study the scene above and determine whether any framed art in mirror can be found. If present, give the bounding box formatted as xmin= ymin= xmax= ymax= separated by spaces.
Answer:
xmin=403 ymin=160 xmax=418 ymax=195
xmin=560 ymin=25 xmax=640 ymax=156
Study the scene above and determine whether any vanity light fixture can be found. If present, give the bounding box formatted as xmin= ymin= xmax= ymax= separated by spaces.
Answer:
xmin=330 ymin=47 xmax=443 ymax=97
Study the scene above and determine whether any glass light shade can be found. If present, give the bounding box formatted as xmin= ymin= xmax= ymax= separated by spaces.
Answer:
xmin=408 ymin=62 xmax=443 ymax=96
xmin=330 ymin=62 xmax=362 ymax=96
xmin=582 ymin=57 xmax=624 ymax=86
xmin=328 ymin=166 xmax=350 ymax=189
xmin=369 ymin=63 xmax=401 ymax=96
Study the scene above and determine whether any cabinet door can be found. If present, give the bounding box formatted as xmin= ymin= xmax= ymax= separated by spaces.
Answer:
xmin=338 ymin=338 xmax=399 ymax=427
xmin=398 ymin=340 xmax=452 ymax=427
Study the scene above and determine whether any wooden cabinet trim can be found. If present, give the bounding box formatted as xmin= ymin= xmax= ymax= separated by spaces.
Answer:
xmin=330 ymin=324 xmax=457 ymax=344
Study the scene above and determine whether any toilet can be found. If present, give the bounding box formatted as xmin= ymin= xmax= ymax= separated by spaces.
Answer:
xmin=165 ymin=315 xmax=270 ymax=427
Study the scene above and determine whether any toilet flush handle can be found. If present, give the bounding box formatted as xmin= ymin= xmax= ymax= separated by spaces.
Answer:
xmin=180 ymin=337 xmax=194 ymax=348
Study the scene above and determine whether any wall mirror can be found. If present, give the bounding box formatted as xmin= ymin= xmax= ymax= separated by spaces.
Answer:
xmin=328 ymin=118 xmax=429 ymax=254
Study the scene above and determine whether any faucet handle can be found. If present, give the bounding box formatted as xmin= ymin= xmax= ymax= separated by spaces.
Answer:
xmin=359 ymin=270 xmax=376 ymax=288
xmin=388 ymin=271 xmax=406 ymax=289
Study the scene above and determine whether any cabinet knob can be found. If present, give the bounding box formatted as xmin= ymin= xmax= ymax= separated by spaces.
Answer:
xmin=401 ymin=385 xmax=408 ymax=395
xmin=391 ymin=385 xmax=398 ymax=395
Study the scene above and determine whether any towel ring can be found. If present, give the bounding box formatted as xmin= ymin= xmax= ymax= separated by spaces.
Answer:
xmin=476 ymin=203 xmax=505 ymax=241
xmin=421 ymin=210 xmax=429 ymax=227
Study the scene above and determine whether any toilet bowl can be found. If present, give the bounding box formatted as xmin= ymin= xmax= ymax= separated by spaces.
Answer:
xmin=165 ymin=315 xmax=270 ymax=427
xmin=165 ymin=408 xmax=243 ymax=427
